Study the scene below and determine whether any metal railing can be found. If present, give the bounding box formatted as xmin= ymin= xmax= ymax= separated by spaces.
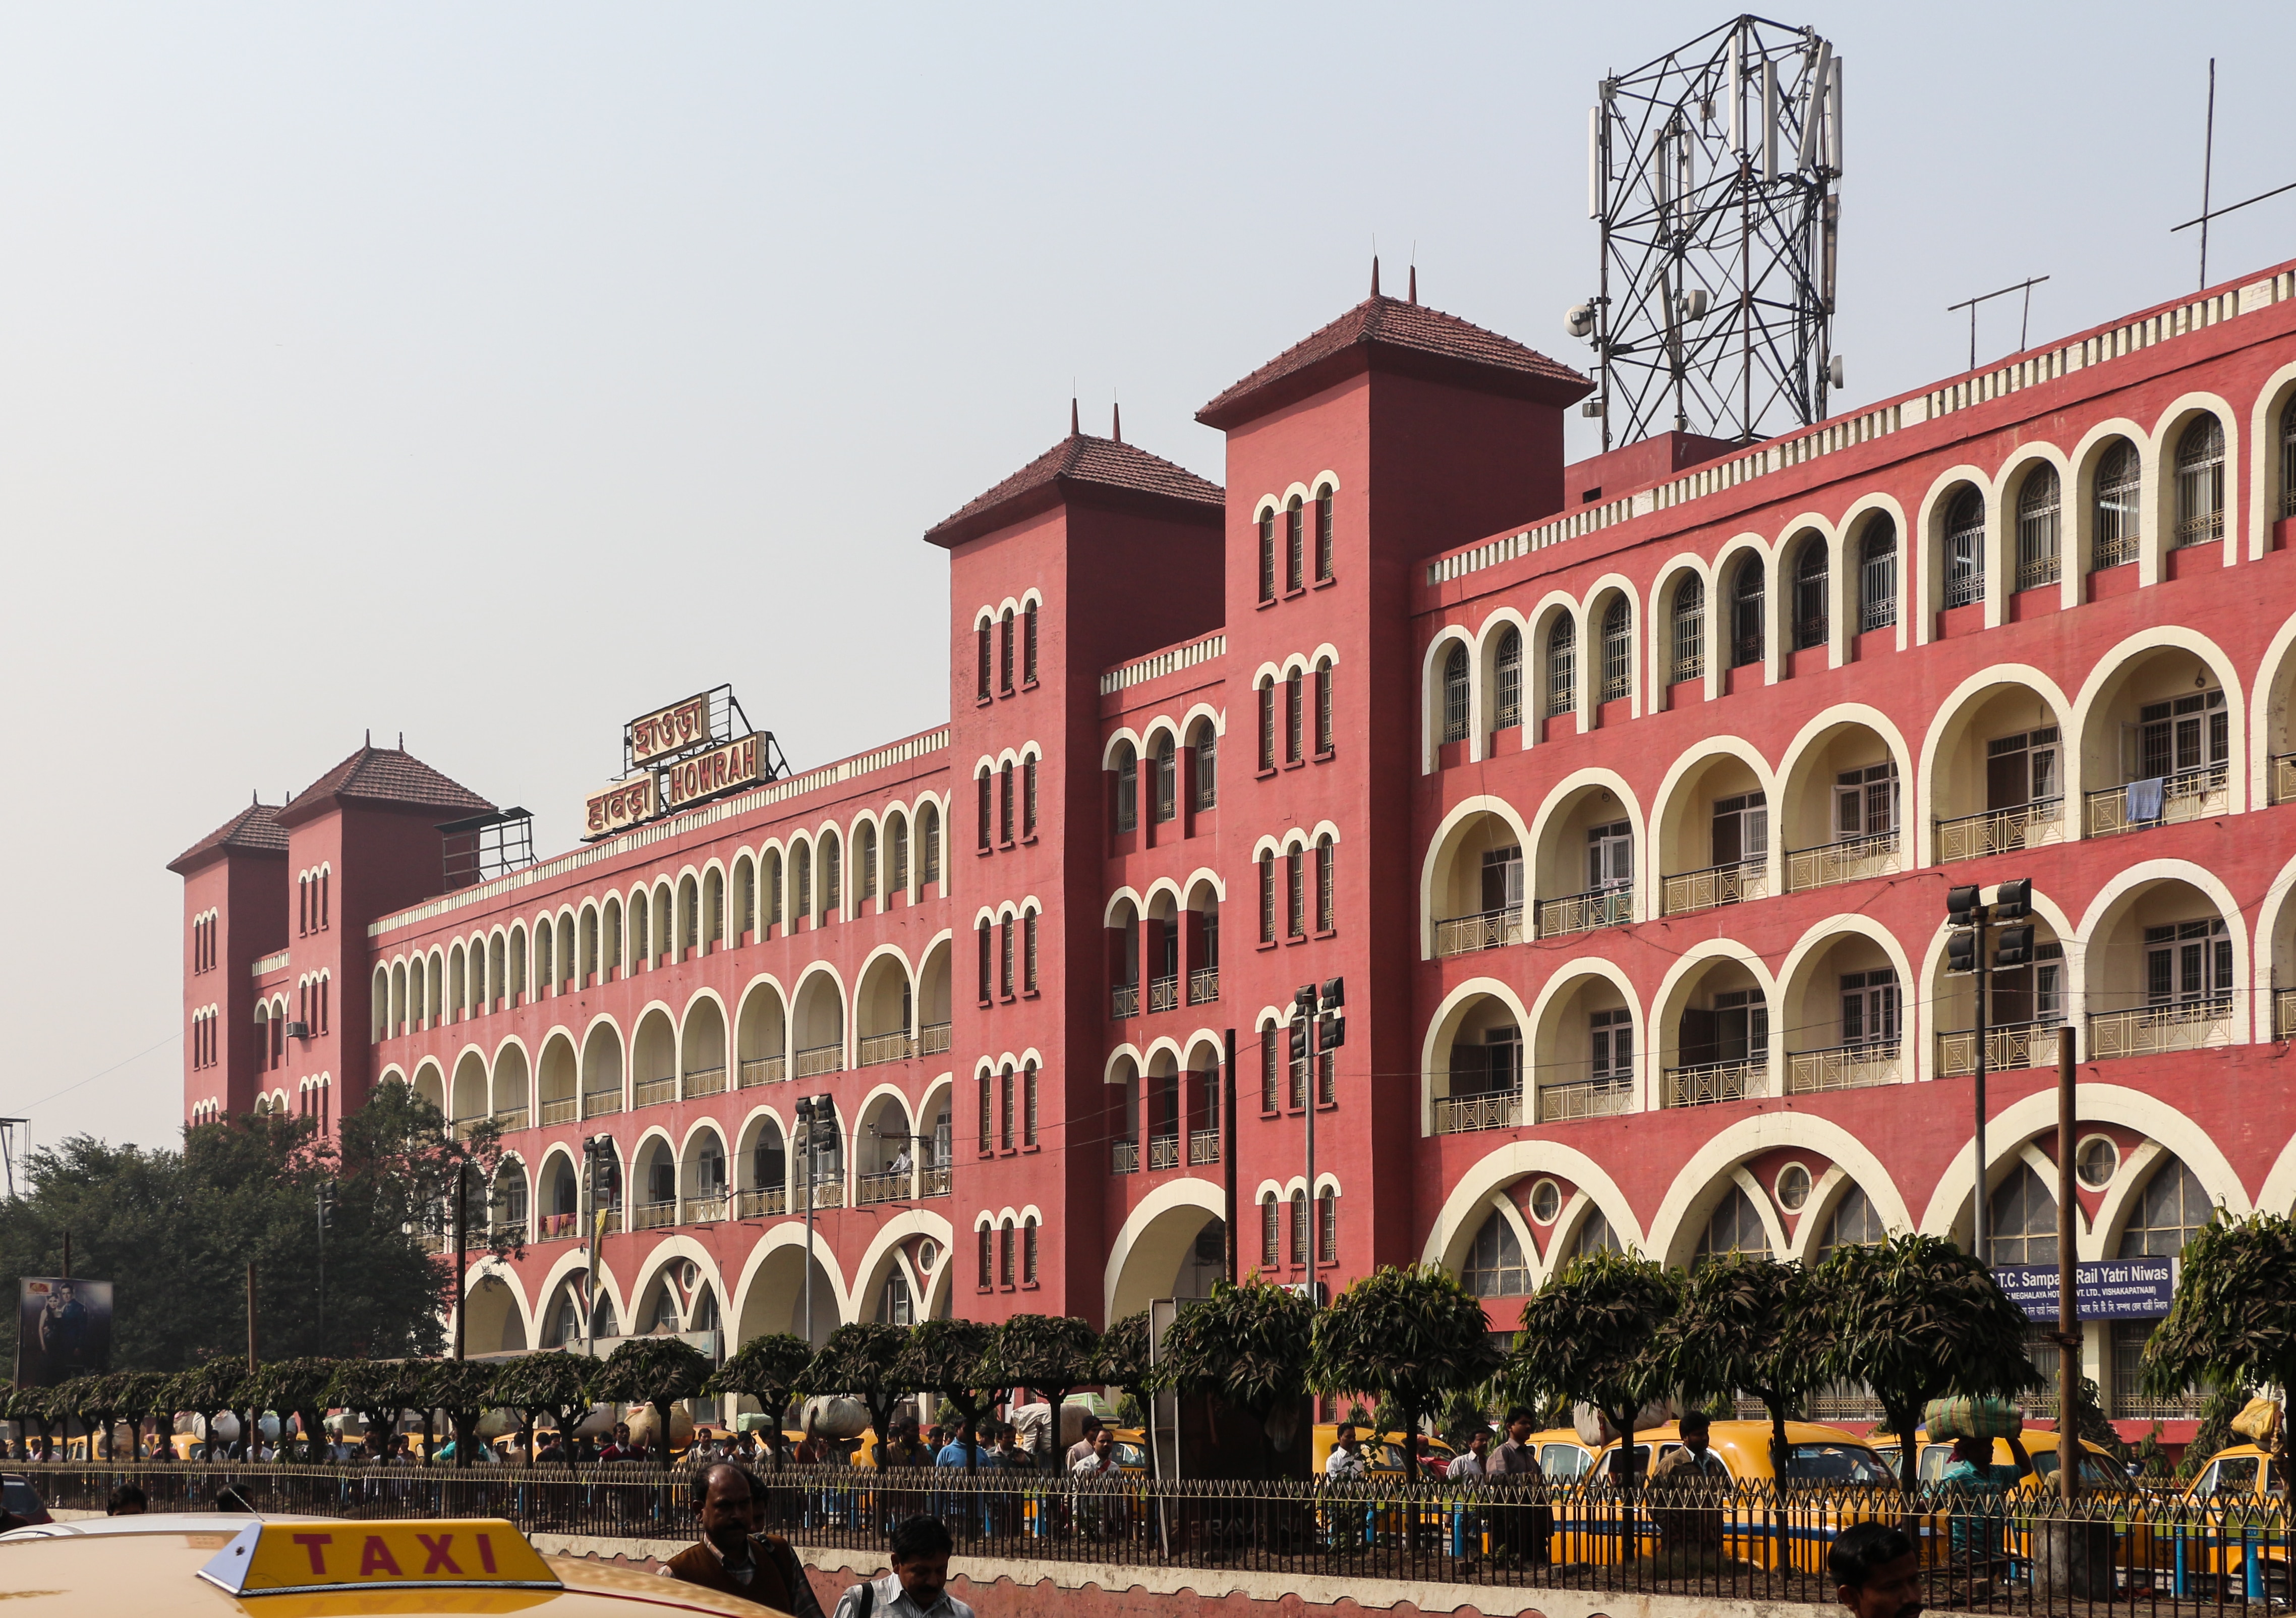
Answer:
xmin=2087 ymin=765 xmax=2230 ymax=837
xmin=535 ymin=1210 xmax=580 ymax=1240
xmin=2090 ymin=1000 xmax=2235 ymax=1060
xmin=2276 ymin=754 xmax=2296 ymax=806
xmin=805 ymin=1179 xmax=844 ymax=1210
xmin=1661 ymin=859 xmax=1767 ymax=916
xmin=25 ymin=1462 xmax=2270 ymax=1615
xmin=2176 ymin=508 xmax=2225 ymax=547
xmin=490 ymin=1106 xmax=529 ymax=1133
xmin=1188 ymin=1129 xmax=1221 ymax=1165
xmin=1936 ymin=1020 xmax=2063 ymax=1078
xmin=1147 ymin=1133 xmax=1180 ymax=1171
xmin=582 ymin=1089 xmax=623 ymax=1118
xmin=735 ymin=1188 xmax=786 ymax=1219
xmin=857 ymin=1032 xmax=912 ymax=1067
xmin=855 ymin=1170 xmax=909 ymax=1206
xmin=1786 ymin=830 xmax=1901 ymax=892
xmin=1431 ymin=1091 xmax=1522 ymax=1135
xmin=794 ymin=1042 xmax=845 ymax=1079
xmin=738 ymin=1055 xmax=786 ymax=1088
xmin=448 ymin=1114 xmax=487 ymax=1142
xmin=629 ymin=1198 xmax=676 ymax=1232
xmin=1666 ymin=1059 xmax=1767 ymax=1108
xmin=682 ymin=1065 xmax=726 ymax=1099
xmin=918 ymin=1165 xmax=951 ymax=1198
xmin=1110 ymin=1140 xmax=1139 ymax=1174
xmin=1188 ymin=966 xmax=1220 ymax=1004
xmin=1539 ymin=1076 xmax=1632 ymax=1123
xmin=1935 ymin=800 xmax=2066 ymax=863
xmin=633 ymin=1076 xmax=677 ymax=1108
xmin=681 ymin=1192 xmax=727 ymax=1224
xmin=1148 ymin=975 xmax=1179 ymax=1014
xmin=2017 ymin=550 xmax=2061 ymax=591
xmin=1433 ymin=906 xmax=1523 ymax=957
xmin=919 ymin=1021 xmax=952 ymax=1055
xmin=539 ymin=1096 xmax=579 ymax=1126
xmin=2278 ymin=988 xmax=2296 ymax=1040
xmin=1110 ymin=984 xmax=1139 ymax=1020
xmin=1785 ymin=1040 xmax=1902 ymax=1094
xmin=1537 ymin=886 xmax=1633 ymax=939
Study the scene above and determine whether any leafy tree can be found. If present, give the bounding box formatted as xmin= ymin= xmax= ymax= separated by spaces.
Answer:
xmin=1657 ymin=1253 xmax=1833 ymax=1479
xmin=420 ymin=1358 xmax=504 ymax=1469
xmin=162 ymin=1359 xmax=248 ymax=1459
xmin=2177 ymin=1387 xmax=2243 ymax=1481
xmin=1507 ymin=1249 xmax=1681 ymax=1490
xmin=2065 ymin=1374 xmax=2126 ymax=1463
xmin=1819 ymin=1233 xmax=2037 ymax=1491
xmin=1309 ymin=1264 xmax=1503 ymax=1482
xmin=490 ymin=1350 xmax=597 ymax=1467
xmin=705 ymin=1333 xmax=813 ymax=1471
xmin=243 ymin=1357 xmax=338 ymax=1462
xmin=2142 ymin=1212 xmax=2296 ymax=1474
xmin=105 ymin=1370 xmax=172 ymax=1459
xmin=988 ymin=1314 xmax=1101 ymax=1460
xmin=1095 ymin=1311 xmax=1154 ymax=1407
xmin=54 ymin=1375 xmax=116 ymax=1459
xmin=905 ymin=1317 xmax=998 ymax=1473
xmin=1438 ymin=1388 xmax=1493 ymax=1451
xmin=1155 ymin=1280 xmax=1317 ymax=1477
xmin=797 ymin=1324 xmax=913 ymax=1460
xmin=589 ymin=1335 xmax=713 ymax=1459
xmin=324 ymin=1359 xmax=423 ymax=1459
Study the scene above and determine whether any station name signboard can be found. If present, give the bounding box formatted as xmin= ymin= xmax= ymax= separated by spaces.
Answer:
xmin=660 ymin=734 xmax=765 ymax=812
xmin=581 ymin=685 xmax=783 ymax=841
xmin=627 ymin=693 xmax=714 ymax=767
xmin=582 ymin=774 xmax=658 ymax=841
xmin=1993 ymin=1257 xmax=2177 ymax=1321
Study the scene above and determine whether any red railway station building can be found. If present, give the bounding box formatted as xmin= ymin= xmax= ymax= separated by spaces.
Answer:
xmin=173 ymin=254 xmax=2296 ymax=1441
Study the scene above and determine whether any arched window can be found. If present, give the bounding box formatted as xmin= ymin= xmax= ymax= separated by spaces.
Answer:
xmin=1815 ymin=1185 xmax=1887 ymax=1263
xmin=1543 ymin=615 xmax=1576 ymax=718
xmin=1493 ymin=627 xmax=1523 ymax=729
xmin=2281 ymin=394 xmax=2296 ymax=519
xmin=1258 ymin=849 xmax=1277 ymax=943
xmin=2118 ymin=1157 xmax=2209 ymax=1259
xmin=2175 ymin=415 xmax=2225 ymax=548
xmin=1257 ymin=677 xmax=1277 ymax=768
xmin=1792 ymin=537 xmax=1828 ymax=651
xmin=1289 ymin=1188 xmax=1309 ymax=1265
xmin=1600 ymin=596 xmax=1633 ymax=702
xmin=2016 ymin=464 xmax=2061 ymax=589
xmin=998 ymin=606 xmax=1015 ymax=693
xmin=1285 ymin=667 xmax=1304 ymax=762
xmin=1574 ymin=1206 xmax=1621 ymax=1258
xmin=2093 ymin=439 xmax=2142 ymax=569
xmin=998 ymin=760 xmax=1014 ymax=844
xmin=919 ymin=803 xmax=941 ymax=888
xmin=1313 ymin=656 xmax=1334 ymax=753
xmin=1671 ymin=575 xmax=1705 ymax=683
xmin=1859 ymin=516 xmax=1898 ymax=630
xmin=1257 ymin=508 xmax=1275 ymax=602
xmin=1693 ymin=1186 xmax=1773 ymax=1264
xmin=888 ymin=813 xmax=908 ymax=896
xmin=857 ymin=823 xmax=877 ymax=904
xmin=1462 ymin=1208 xmax=1531 ymax=1297
xmin=792 ymin=840 xmax=811 ymax=923
xmin=1729 ymin=557 xmax=1765 ymax=668
xmin=1314 ymin=483 xmax=1335 ymax=580
xmin=1986 ymin=1162 xmax=2057 ymax=1266
xmin=1191 ymin=722 xmax=1218 ymax=810
xmin=1285 ymin=495 xmax=1304 ymax=591
xmin=1022 ymin=598 xmax=1039 ymax=684
xmin=1440 ymin=645 xmax=1469 ymax=744
xmin=1260 ymin=1193 xmax=1281 ymax=1268
xmin=1943 ymin=487 xmax=1986 ymax=608
xmin=878 ymin=1268 xmax=913 ymax=1326
xmin=1112 ymin=742 xmax=1137 ymax=833
xmin=1315 ymin=833 xmax=1335 ymax=932
xmin=821 ymin=832 xmax=840 ymax=918
xmin=1023 ymin=1216 xmax=1040 ymax=1285
xmin=974 ymin=615 xmax=992 ymax=703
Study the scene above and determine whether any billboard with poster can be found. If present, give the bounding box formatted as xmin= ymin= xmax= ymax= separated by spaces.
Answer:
xmin=15 ymin=1277 xmax=112 ymax=1387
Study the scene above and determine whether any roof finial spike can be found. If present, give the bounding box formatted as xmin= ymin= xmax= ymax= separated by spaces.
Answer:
xmin=1409 ymin=263 xmax=1417 ymax=305
xmin=1370 ymin=254 xmax=1381 ymax=298
xmin=1070 ymin=397 xmax=1079 ymax=436
xmin=252 ymin=788 xmax=260 ymax=806
xmin=1112 ymin=399 xmax=1122 ymax=442
xmin=365 ymin=728 xmax=371 ymax=746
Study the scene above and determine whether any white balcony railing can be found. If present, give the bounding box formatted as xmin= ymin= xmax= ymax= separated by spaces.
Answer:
xmin=794 ymin=1042 xmax=845 ymax=1079
xmin=800 ymin=1178 xmax=845 ymax=1210
xmin=1539 ymin=1076 xmax=1632 ymax=1122
xmin=735 ymin=1188 xmax=786 ymax=1219
xmin=1537 ymin=886 xmax=1633 ymax=939
xmin=1433 ymin=907 xmax=1524 ymax=958
xmin=2275 ymin=755 xmax=2296 ymax=806
xmin=1110 ymin=1140 xmax=1139 ymax=1174
xmin=583 ymin=1089 xmax=623 ymax=1118
xmin=1785 ymin=1040 xmax=1902 ymax=1094
xmin=1787 ymin=831 xmax=1901 ymax=893
xmin=1936 ymin=1020 xmax=2062 ymax=1078
xmin=918 ymin=1165 xmax=951 ymax=1198
xmin=857 ymin=1031 xmax=912 ymax=1067
xmin=738 ymin=1055 xmax=786 ymax=1088
xmin=2087 ymin=766 xmax=2229 ymax=837
xmin=683 ymin=1065 xmax=727 ymax=1099
xmin=539 ymin=1096 xmax=579 ymax=1126
xmin=633 ymin=1076 xmax=677 ymax=1108
xmin=630 ymin=1199 xmax=676 ymax=1232
xmin=1110 ymin=984 xmax=1139 ymax=1021
xmin=1188 ymin=1129 xmax=1221 ymax=1165
xmin=1147 ymin=975 xmax=1179 ymax=1014
xmin=919 ymin=1021 xmax=952 ymax=1055
xmin=1661 ymin=860 xmax=1768 ymax=916
xmin=1934 ymin=800 xmax=2066 ymax=864
xmin=2089 ymin=1000 xmax=2234 ymax=1060
xmin=1147 ymin=1133 xmax=1180 ymax=1171
xmin=1187 ymin=967 xmax=1220 ymax=1005
xmin=681 ymin=1191 xmax=728 ymax=1224
xmin=491 ymin=1106 xmax=530 ymax=1133
xmin=855 ymin=1170 xmax=908 ymax=1206
xmin=1431 ymin=1091 xmax=1522 ymax=1135
xmin=1666 ymin=1059 xmax=1767 ymax=1108
xmin=2278 ymin=988 xmax=2296 ymax=1040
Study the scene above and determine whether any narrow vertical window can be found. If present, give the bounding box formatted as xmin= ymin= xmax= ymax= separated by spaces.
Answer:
xmin=1290 ymin=1190 xmax=1309 ymax=1265
xmin=999 ymin=1222 xmax=1015 ymax=1287
xmin=1114 ymin=745 xmax=1137 ymax=833
xmin=822 ymin=834 xmax=840 ymax=919
xmin=920 ymin=804 xmax=941 ymax=888
xmin=1441 ymin=644 xmax=1469 ymax=743
xmin=2094 ymin=441 xmax=2142 ymax=568
xmin=1023 ymin=1064 xmax=1039 ymax=1147
xmin=979 ymin=1076 xmax=993 ymax=1154
xmin=1314 ymin=484 xmax=1335 ymax=580
xmin=1494 ymin=629 xmax=1522 ymax=728
xmin=977 ymin=921 xmax=992 ymax=1004
xmin=1023 ymin=756 xmax=1038 ymax=835
xmin=1257 ymin=509 xmax=1275 ymax=602
xmin=1791 ymin=538 xmax=1828 ymax=651
xmin=1261 ymin=1196 xmax=1280 ymax=1266
xmin=1287 ymin=848 xmax=1306 ymax=938
xmin=1257 ymin=680 xmax=1276 ymax=769
xmin=1314 ymin=658 xmax=1334 ymax=753
xmin=1672 ymin=575 xmax=1706 ymax=682
xmin=1318 ymin=1189 xmax=1338 ymax=1264
xmin=2175 ymin=416 xmax=2225 ymax=548
xmin=975 ymin=620 xmax=991 ymax=702
xmin=1285 ymin=496 xmax=1304 ymax=591
xmin=1315 ymin=835 xmax=1335 ymax=932
xmin=998 ymin=762 xmax=1014 ymax=844
xmin=1730 ymin=558 xmax=1766 ymax=668
xmin=1286 ymin=668 xmax=1304 ymax=762
xmin=1259 ymin=850 xmax=1276 ymax=942
xmin=319 ymin=870 xmax=328 ymax=928
xmin=1154 ymin=737 xmax=1177 ymax=821
xmin=1023 ymin=600 xmax=1039 ymax=683
xmin=1193 ymin=726 xmax=1218 ymax=809
xmin=1859 ymin=518 xmax=1898 ymax=630
xmin=1260 ymin=1029 xmax=1279 ymax=1112
xmin=858 ymin=826 xmax=877 ymax=903
xmin=1943 ymin=488 xmax=1986 ymax=607
xmin=1023 ymin=1218 xmax=1039 ymax=1284
xmin=976 ymin=770 xmax=992 ymax=850
xmin=1600 ymin=597 xmax=1633 ymax=701
xmin=999 ymin=1067 xmax=1013 ymax=1149
xmin=1544 ymin=615 xmax=1577 ymax=717
xmin=2016 ymin=465 xmax=2062 ymax=589
xmin=978 ymin=1226 xmax=992 ymax=1288
xmin=1023 ymin=909 xmax=1039 ymax=993
xmin=1000 ymin=916 xmax=1014 ymax=998
xmin=999 ymin=608 xmax=1015 ymax=693
xmin=890 ymin=814 xmax=908 ymax=894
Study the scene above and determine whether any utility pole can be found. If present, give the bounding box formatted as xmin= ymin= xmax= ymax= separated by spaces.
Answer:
xmin=246 ymin=1261 xmax=259 ymax=1372
xmin=798 ymin=1096 xmax=832 ymax=1344
xmin=2056 ymin=1024 xmax=2081 ymax=1504
xmin=1288 ymin=980 xmax=1345 ymax=1294
xmin=1949 ymin=880 xmax=2032 ymax=1266
xmin=452 ymin=1160 xmax=469 ymax=1361
xmin=317 ymin=1184 xmax=333 ymax=1347
xmin=583 ymin=1135 xmax=611 ymax=1354
xmin=1221 ymin=1029 xmax=1238 ymax=1285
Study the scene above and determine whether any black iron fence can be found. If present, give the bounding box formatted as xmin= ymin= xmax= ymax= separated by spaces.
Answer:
xmin=10 ymin=1463 xmax=2292 ymax=1614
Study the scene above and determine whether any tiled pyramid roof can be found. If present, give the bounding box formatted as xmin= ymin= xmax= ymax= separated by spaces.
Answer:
xmin=1197 ymin=294 xmax=1591 ymax=428
xmin=283 ymin=744 xmax=494 ymax=824
xmin=167 ymin=802 xmax=289 ymax=873
xmin=924 ymin=432 xmax=1225 ymax=549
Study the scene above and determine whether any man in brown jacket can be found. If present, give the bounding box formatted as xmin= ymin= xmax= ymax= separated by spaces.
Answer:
xmin=659 ymin=1462 xmax=825 ymax=1616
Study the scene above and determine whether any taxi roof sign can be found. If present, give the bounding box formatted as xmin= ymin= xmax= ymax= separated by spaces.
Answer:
xmin=196 ymin=1519 xmax=563 ymax=1597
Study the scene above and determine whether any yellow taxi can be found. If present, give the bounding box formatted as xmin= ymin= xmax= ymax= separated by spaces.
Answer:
xmin=1519 ymin=1427 xmax=1599 ymax=1481
xmin=1309 ymin=1425 xmax=1457 ymax=1482
xmin=1872 ymin=1426 xmax=2129 ymax=1494
xmin=0 ymin=1513 xmax=797 ymax=1617
xmin=2166 ymin=1443 xmax=2287 ymax=1600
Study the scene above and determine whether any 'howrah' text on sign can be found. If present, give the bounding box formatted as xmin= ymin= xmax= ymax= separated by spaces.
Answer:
xmin=582 ymin=775 xmax=657 ymax=841
xmin=1993 ymin=1258 xmax=2178 ymax=1320
xmin=659 ymin=734 xmax=764 ymax=811
xmin=626 ymin=693 xmax=713 ymax=767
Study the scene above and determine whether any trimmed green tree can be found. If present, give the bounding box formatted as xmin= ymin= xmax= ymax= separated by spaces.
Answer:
xmin=589 ymin=1335 xmax=713 ymax=1461
xmin=1096 ymin=1310 xmax=1154 ymax=1410
xmin=323 ymin=1359 xmax=422 ymax=1460
xmin=1507 ymin=1249 xmax=1681 ymax=1492
xmin=488 ymin=1350 xmax=596 ymax=1468
xmin=421 ymin=1358 xmax=505 ymax=1469
xmin=904 ymin=1317 xmax=998 ymax=1474
xmin=705 ymin=1333 xmax=813 ymax=1472
xmin=1819 ymin=1233 xmax=2038 ymax=1492
xmin=1656 ymin=1253 xmax=1833 ymax=1479
xmin=798 ymin=1323 xmax=914 ymax=1459
xmin=54 ymin=1375 xmax=116 ymax=1461
xmin=1155 ymin=1279 xmax=1317 ymax=1477
xmin=242 ymin=1357 xmax=338 ymax=1462
xmin=1309 ymin=1263 xmax=1504 ymax=1483
xmin=164 ymin=1358 xmax=249 ymax=1460
xmin=2143 ymin=1212 xmax=2296 ymax=1473
xmin=988 ymin=1314 xmax=1102 ymax=1462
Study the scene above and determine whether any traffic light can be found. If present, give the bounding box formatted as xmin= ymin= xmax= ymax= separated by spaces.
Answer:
xmin=1289 ymin=1011 xmax=1310 ymax=1066
xmin=1994 ymin=878 xmax=2032 ymax=921
xmin=1946 ymin=929 xmax=1978 ymax=975
xmin=1319 ymin=977 xmax=1346 ymax=1049
xmin=1946 ymin=884 xmax=1984 ymax=927
xmin=1320 ymin=977 xmax=1344 ymax=1010
xmin=1996 ymin=924 xmax=2035 ymax=967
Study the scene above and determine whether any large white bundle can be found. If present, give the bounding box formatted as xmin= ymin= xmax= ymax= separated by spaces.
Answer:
xmin=571 ymin=1404 xmax=618 ymax=1438
xmin=1571 ymin=1399 xmax=1674 ymax=1448
xmin=799 ymin=1396 xmax=869 ymax=1440
xmin=626 ymin=1403 xmax=696 ymax=1450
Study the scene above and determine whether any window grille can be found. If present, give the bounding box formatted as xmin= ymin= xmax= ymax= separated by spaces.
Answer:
xmin=978 ymin=1227 xmax=993 ymax=1288
xmin=1022 ymin=600 xmax=1038 ymax=683
xmin=975 ymin=622 xmax=991 ymax=702
xmin=1858 ymin=517 xmax=1897 ymax=631
xmin=998 ymin=764 xmax=1014 ymax=844
xmin=2016 ymin=465 xmax=2061 ymax=590
xmin=1287 ymin=850 xmax=1306 ymax=938
xmin=1154 ymin=738 xmax=1177 ymax=821
xmin=1314 ymin=485 xmax=1335 ymax=579
xmin=999 ymin=1222 xmax=1014 ymax=1287
xmin=975 ymin=772 xmax=992 ymax=850
xmin=2175 ymin=415 xmax=2225 ymax=547
xmin=1441 ymin=645 xmax=1469 ymax=742
xmin=1261 ymin=1197 xmax=1280 ymax=1266
xmin=1494 ymin=627 xmax=1522 ymax=728
xmin=1023 ymin=758 xmax=1037 ymax=835
xmin=979 ymin=1076 xmax=992 ymax=1153
xmin=1024 ymin=1065 xmax=1038 ymax=1145
xmin=976 ymin=921 xmax=991 ymax=1003
xmin=1258 ymin=510 xmax=1275 ymax=601
xmin=1792 ymin=538 xmax=1828 ymax=650
xmin=1192 ymin=727 xmax=1217 ymax=809
xmin=794 ymin=847 xmax=811 ymax=924
xmin=1023 ymin=1219 xmax=1039 ymax=1284
xmin=1600 ymin=598 xmax=1632 ymax=702
xmin=1000 ymin=1067 xmax=1013 ymax=1148
xmin=1286 ymin=668 xmax=1304 ymax=762
xmin=1671 ymin=576 xmax=1705 ymax=682
xmin=1318 ymin=1190 xmax=1337 ymax=1264
xmin=1290 ymin=1190 xmax=1309 ymax=1265
xmin=1943 ymin=487 xmax=1986 ymax=608
xmin=1260 ymin=1028 xmax=1280 ymax=1111
xmin=1544 ymin=616 xmax=1576 ymax=717
xmin=1114 ymin=747 xmax=1136 ymax=833
xmin=1463 ymin=1210 xmax=1531 ymax=1297
xmin=2092 ymin=440 xmax=2142 ymax=569
xmin=1258 ymin=681 xmax=1276 ymax=768
xmin=1285 ymin=496 xmax=1304 ymax=591
xmin=920 ymin=805 xmax=940 ymax=887
xmin=1259 ymin=852 xmax=1276 ymax=942
xmin=1023 ymin=910 xmax=1039 ymax=993
xmin=999 ymin=609 xmax=1014 ymax=693
xmin=1315 ymin=835 xmax=1335 ymax=931
xmin=1730 ymin=559 xmax=1764 ymax=668
xmin=1315 ymin=659 xmax=1334 ymax=752
xmin=2281 ymin=395 xmax=2296 ymax=518
xmin=999 ymin=918 xmax=1014 ymax=998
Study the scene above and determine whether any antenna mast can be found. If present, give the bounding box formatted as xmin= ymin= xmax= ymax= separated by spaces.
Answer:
xmin=1573 ymin=15 xmax=1841 ymax=450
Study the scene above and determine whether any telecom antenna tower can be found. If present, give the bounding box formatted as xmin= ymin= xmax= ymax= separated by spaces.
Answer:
xmin=1570 ymin=16 xmax=1842 ymax=451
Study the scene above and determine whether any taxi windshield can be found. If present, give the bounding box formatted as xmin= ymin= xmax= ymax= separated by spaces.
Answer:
xmin=1783 ymin=1443 xmax=1891 ymax=1484
xmin=2031 ymin=1448 xmax=2131 ymax=1490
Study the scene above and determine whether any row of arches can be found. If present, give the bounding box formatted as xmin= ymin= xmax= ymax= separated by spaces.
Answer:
xmin=1427 ymin=389 xmax=2296 ymax=766
xmin=371 ymin=793 xmax=949 ymax=1043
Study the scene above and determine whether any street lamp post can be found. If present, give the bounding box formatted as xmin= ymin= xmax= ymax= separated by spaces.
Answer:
xmin=1947 ymin=879 xmax=2032 ymax=1267
xmin=796 ymin=1094 xmax=833 ymax=1344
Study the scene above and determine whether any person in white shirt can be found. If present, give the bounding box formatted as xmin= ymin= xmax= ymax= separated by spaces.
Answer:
xmin=833 ymin=1515 xmax=974 ymax=1618
xmin=1324 ymin=1425 xmax=1368 ymax=1480
xmin=1446 ymin=1429 xmax=1490 ymax=1481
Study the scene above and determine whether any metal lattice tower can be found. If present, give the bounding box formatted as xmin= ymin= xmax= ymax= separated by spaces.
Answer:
xmin=1576 ymin=15 xmax=1841 ymax=450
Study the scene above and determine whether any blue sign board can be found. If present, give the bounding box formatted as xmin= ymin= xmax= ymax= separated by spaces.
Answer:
xmin=1993 ymin=1258 xmax=2177 ymax=1320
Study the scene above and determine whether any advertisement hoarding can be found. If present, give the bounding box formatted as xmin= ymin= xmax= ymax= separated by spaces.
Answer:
xmin=15 ymin=1277 xmax=113 ymax=1386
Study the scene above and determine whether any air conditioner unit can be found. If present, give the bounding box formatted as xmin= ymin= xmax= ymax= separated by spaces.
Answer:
xmin=286 ymin=1021 xmax=312 ymax=1039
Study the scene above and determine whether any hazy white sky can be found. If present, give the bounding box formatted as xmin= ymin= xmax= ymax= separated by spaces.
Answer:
xmin=5 ymin=1 xmax=2292 ymax=1156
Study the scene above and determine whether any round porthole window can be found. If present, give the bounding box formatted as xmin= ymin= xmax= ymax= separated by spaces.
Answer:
xmin=1774 ymin=1162 xmax=1812 ymax=1214
xmin=1528 ymin=1179 xmax=1563 ymax=1225
xmin=678 ymin=1259 xmax=700 ymax=1290
xmin=2076 ymin=1135 xmax=2119 ymax=1190
xmin=916 ymin=1239 xmax=939 ymax=1274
